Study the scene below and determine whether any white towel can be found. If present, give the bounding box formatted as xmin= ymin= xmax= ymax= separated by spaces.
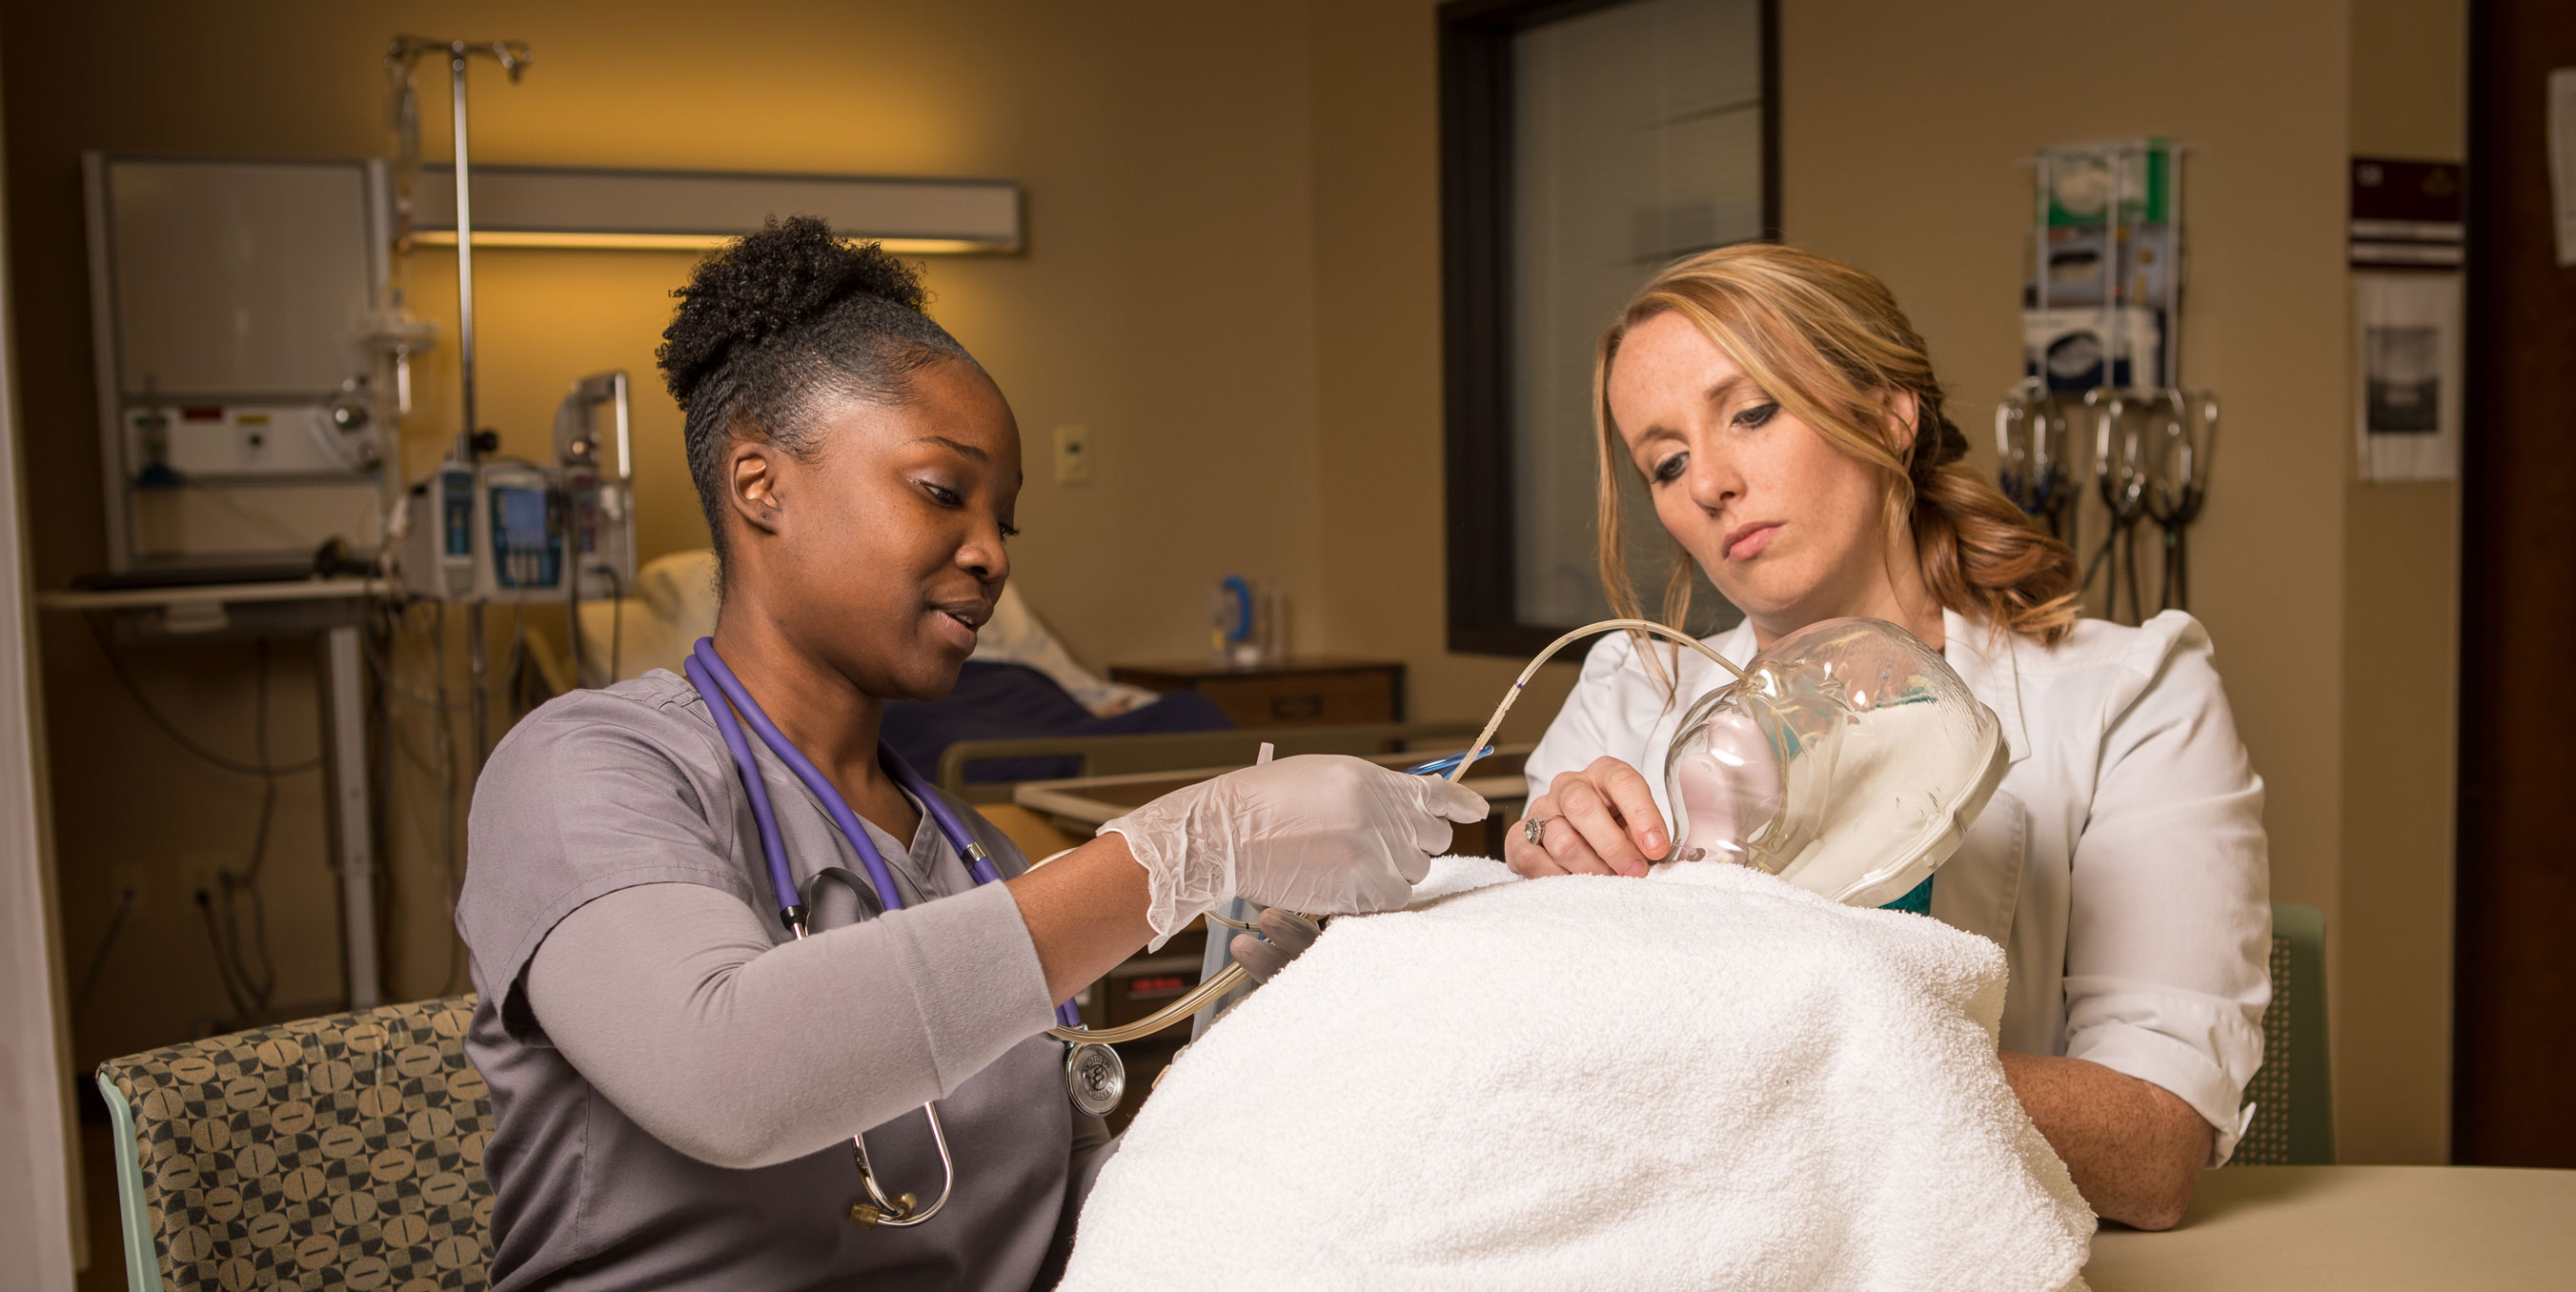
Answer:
xmin=1062 ymin=858 xmax=2094 ymax=1292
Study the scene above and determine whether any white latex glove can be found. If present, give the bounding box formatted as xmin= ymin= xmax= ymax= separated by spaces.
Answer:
xmin=1230 ymin=910 xmax=1323 ymax=984
xmin=1101 ymin=755 xmax=1488 ymax=947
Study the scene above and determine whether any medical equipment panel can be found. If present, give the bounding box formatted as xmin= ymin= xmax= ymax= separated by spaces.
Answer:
xmin=83 ymin=153 xmax=396 ymax=573
xmin=121 ymin=403 xmax=379 ymax=480
xmin=485 ymin=464 xmax=562 ymax=590
xmin=2006 ymin=138 xmax=2219 ymax=623
xmin=403 ymin=461 xmax=536 ymax=601
xmin=552 ymin=371 xmax=638 ymax=602
xmin=395 ymin=371 xmax=636 ymax=605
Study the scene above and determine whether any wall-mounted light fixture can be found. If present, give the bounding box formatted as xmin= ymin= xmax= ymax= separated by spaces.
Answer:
xmin=406 ymin=165 xmax=1021 ymax=254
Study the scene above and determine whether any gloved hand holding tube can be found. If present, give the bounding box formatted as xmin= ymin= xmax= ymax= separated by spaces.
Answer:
xmin=1101 ymin=755 xmax=1489 ymax=948
xmin=1227 ymin=909 xmax=1322 ymax=984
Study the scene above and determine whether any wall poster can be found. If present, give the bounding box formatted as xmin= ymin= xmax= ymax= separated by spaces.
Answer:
xmin=2353 ymin=271 xmax=2462 ymax=482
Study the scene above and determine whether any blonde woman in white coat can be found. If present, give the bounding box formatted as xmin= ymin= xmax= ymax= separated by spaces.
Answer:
xmin=1511 ymin=245 xmax=2269 ymax=1231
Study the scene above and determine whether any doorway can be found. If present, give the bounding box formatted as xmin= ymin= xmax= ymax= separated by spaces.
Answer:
xmin=2453 ymin=0 xmax=2576 ymax=1167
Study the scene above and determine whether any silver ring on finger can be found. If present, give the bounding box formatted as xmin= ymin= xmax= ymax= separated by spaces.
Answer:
xmin=1521 ymin=815 xmax=1559 ymax=847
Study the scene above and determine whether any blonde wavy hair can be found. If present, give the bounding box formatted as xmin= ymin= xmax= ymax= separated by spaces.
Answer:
xmin=1593 ymin=243 xmax=2079 ymax=672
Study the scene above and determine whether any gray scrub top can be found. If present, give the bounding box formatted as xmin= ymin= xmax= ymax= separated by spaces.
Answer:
xmin=457 ymin=669 xmax=1085 ymax=1291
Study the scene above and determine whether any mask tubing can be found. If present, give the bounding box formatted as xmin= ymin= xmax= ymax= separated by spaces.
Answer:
xmin=1042 ymin=622 xmax=1735 ymax=1050
xmin=1448 ymin=618 xmax=1744 ymax=783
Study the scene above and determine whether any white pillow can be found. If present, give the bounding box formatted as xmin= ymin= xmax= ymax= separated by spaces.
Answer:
xmin=634 ymin=549 xmax=720 ymax=639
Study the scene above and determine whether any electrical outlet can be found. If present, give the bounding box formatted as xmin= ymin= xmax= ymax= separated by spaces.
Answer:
xmin=180 ymin=852 xmax=232 ymax=900
xmin=1053 ymin=425 xmax=1093 ymax=485
xmin=109 ymin=860 xmax=151 ymax=905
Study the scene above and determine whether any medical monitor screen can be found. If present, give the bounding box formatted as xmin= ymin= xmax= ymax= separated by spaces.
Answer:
xmin=497 ymin=487 xmax=550 ymax=550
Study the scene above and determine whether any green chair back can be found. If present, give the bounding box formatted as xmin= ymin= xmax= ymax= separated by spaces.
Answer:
xmin=95 ymin=995 xmax=492 ymax=1291
xmin=2231 ymin=902 xmax=2334 ymax=1165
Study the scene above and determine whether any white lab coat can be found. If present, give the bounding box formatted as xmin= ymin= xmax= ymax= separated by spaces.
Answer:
xmin=1526 ymin=608 xmax=2271 ymax=1162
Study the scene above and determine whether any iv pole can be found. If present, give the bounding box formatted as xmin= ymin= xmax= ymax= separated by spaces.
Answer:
xmin=386 ymin=36 xmax=530 ymax=763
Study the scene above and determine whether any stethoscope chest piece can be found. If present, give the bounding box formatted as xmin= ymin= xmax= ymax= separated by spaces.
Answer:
xmin=1065 ymin=1041 xmax=1126 ymax=1120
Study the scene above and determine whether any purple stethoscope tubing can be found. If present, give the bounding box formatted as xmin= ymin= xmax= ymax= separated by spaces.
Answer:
xmin=686 ymin=636 xmax=1081 ymax=1031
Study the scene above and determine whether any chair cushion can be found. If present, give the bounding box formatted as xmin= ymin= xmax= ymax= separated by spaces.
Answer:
xmin=2233 ymin=934 xmax=2295 ymax=1164
xmin=99 ymin=995 xmax=492 ymax=1290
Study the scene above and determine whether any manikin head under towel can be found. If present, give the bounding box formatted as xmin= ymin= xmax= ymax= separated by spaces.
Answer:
xmin=1663 ymin=616 xmax=2009 ymax=908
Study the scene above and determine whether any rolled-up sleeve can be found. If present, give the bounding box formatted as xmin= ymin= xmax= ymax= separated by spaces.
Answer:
xmin=2060 ymin=616 xmax=2272 ymax=1164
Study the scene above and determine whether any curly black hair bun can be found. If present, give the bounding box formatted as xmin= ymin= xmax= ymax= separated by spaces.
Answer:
xmin=657 ymin=215 xmax=930 ymax=411
xmin=657 ymin=215 xmax=981 ymax=572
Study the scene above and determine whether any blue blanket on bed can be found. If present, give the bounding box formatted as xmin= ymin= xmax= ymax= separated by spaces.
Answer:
xmin=882 ymin=661 xmax=1232 ymax=785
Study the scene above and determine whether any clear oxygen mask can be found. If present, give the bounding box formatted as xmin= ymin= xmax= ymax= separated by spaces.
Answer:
xmin=1662 ymin=617 xmax=2010 ymax=907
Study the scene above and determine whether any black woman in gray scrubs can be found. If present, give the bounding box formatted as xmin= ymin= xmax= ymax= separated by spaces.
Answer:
xmin=456 ymin=217 xmax=1486 ymax=1291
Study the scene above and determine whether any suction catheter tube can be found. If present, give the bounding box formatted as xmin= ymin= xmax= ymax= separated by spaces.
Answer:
xmin=1050 ymin=624 xmax=1743 ymax=1050
xmin=1445 ymin=618 xmax=1745 ymax=784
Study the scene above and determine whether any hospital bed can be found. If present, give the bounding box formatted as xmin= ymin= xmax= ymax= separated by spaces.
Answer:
xmin=566 ymin=550 xmax=1248 ymax=790
xmin=569 ymin=548 xmax=1476 ymax=798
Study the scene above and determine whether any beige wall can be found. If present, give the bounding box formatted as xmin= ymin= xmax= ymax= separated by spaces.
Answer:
xmin=2337 ymin=0 xmax=2464 ymax=1164
xmin=1775 ymin=0 xmax=2357 ymax=931
xmin=1308 ymin=0 xmax=1584 ymax=737
xmin=9 ymin=0 xmax=1329 ymax=1058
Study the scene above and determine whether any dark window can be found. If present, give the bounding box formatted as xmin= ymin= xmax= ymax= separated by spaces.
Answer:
xmin=1441 ymin=0 xmax=1777 ymax=656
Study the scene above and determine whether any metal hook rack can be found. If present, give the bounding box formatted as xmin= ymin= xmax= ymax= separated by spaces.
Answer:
xmin=2002 ymin=138 xmax=2217 ymax=624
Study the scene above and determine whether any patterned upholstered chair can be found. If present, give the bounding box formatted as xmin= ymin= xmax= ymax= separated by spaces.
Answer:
xmin=95 ymin=995 xmax=493 ymax=1291
xmin=2229 ymin=902 xmax=2335 ymax=1165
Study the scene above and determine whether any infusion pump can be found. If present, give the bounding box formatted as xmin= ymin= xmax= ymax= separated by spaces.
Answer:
xmin=398 ymin=372 xmax=635 ymax=604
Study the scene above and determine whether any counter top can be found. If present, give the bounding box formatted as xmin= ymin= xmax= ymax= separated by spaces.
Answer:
xmin=2084 ymin=1164 xmax=2576 ymax=1289
xmin=36 ymin=575 xmax=375 ymax=612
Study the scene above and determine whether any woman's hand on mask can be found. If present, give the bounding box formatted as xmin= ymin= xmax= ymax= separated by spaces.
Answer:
xmin=1507 ymin=757 xmax=1671 ymax=878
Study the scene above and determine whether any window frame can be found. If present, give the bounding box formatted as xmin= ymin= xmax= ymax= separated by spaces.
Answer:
xmin=1437 ymin=0 xmax=1780 ymax=656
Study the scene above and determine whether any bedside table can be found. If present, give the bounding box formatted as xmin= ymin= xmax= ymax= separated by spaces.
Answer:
xmin=1108 ymin=656 xmax=1406 ymax=728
